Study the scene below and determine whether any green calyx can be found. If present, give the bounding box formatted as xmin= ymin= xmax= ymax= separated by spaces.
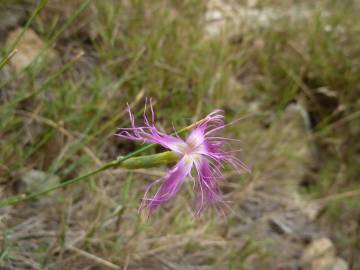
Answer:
xmin=117 ymin=151 xmax=180 ymax=169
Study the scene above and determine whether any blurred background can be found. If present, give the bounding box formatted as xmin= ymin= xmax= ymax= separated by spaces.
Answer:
xmin=0 ymin=0 xmax=359 ymax=269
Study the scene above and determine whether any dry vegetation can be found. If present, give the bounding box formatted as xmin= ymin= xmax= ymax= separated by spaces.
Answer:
xmin=0 ymin=0 xmax=359 ymax=269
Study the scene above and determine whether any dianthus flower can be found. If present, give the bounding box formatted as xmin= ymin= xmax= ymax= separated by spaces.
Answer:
xmin=116 ymin=100 xmax=249 ymax=215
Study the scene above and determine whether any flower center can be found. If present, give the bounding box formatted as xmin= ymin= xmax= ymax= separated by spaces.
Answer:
xmin=175 ymin=128 xmax=206 ymax=165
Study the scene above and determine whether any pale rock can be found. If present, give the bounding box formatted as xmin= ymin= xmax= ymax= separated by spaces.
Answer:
xmin=5 ymin=28 xmax=58 ymax=73
xmin=333 ymin=258 xmax=349 ymax=270
xmin=204 ymin=0 xmax=313 ymax=38
xmin=301 ymin=238 xmax=348 ymax=270
xmin=20 ymin=169 xmax=60 ymax=194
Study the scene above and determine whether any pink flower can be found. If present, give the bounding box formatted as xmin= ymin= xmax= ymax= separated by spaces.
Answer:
xmin=116 ymin=100 xmax=250 ymax=215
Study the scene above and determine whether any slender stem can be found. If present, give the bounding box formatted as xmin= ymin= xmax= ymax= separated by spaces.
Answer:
xmin=0 ymin=163 xmax=111 ymax=207
xmin=0 ymin=117 xmax=206 ymax=207
xmin=0 ymin=49 xmax=17 ymax=69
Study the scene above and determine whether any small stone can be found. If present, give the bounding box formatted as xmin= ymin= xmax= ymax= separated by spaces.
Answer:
xmin=269 ymin=216 xmax=293 ymax=236
xmin=301 ymin=238 xmax=337 ymax=270
xmin=333 ymin=258 xmax=349 ymax=270
xmin=5 ymin=28 xmax=58 ymax=73
xmin=20 ymin=169 xmax=60 ymax=194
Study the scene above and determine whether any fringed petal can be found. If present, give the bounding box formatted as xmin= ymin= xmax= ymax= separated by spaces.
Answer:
xmin=142 ymin=158 xmax=192 ymax=213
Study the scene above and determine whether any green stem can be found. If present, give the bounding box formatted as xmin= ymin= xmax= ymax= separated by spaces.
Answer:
xmin=0 ymin=145 xmax=152 ymax=208
xmin=0 ymin=118 xmax=205 ymax=208
xmin=0 ymin=163 xmax=111 ymax=207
